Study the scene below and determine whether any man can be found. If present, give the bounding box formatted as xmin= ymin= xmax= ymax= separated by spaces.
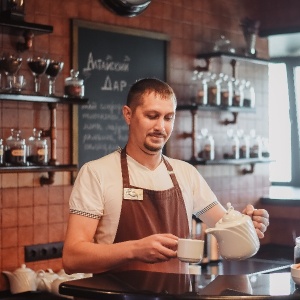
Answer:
xmin=63 ymin=78 xmax=269 ymax=275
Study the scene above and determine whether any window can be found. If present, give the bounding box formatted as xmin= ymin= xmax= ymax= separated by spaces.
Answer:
xmin=269 ymin=59 xmax=300 ymax=187
xmin=269 ymin=63 xmax=291 ymax=183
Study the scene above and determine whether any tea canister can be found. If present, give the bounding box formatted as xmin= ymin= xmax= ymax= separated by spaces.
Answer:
xmin=27 ymin=128 xmax=48 ymax=165
xmin=64 ymin=69 xmax=84 ymax=97
xmin=5 ymin=129 xmax=26 ymax=165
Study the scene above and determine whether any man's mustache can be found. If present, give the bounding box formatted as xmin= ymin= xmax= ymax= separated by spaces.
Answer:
xmin=148 ymin=132 xmax=167 ymax=138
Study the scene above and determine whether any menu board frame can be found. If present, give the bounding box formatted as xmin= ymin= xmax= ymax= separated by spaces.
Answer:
xmin=71 ymin=19 xmax=170 ymax=173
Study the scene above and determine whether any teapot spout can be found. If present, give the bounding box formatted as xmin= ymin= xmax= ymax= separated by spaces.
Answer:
xmin=205 ymin=227 xmax=224 ymax=238
xmin=2 ymin=271 xmax=13 ymax=281
xmin=205 ymin=227 xmax=226 ymax=245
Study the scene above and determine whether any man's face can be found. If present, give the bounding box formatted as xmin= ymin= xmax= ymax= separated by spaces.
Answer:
xmin=125 ymin=91 xmax=176 ymax=154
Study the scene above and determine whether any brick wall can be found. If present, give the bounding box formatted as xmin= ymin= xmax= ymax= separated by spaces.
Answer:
xmin=0 ymin=0 xmax=272 ymax=291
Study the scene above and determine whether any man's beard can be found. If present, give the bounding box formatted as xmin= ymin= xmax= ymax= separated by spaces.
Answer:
xmin=143 ymin=132 xmax=168 ymax=153
xmin=144 ymin=142 xmax=164 ymax=153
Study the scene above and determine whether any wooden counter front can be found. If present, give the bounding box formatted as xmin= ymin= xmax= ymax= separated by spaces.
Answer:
xmin=59 ymin=270 xmax=300 ymax=299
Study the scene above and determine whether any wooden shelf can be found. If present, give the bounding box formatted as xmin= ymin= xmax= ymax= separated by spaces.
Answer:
xmin=0 ymin=19 xmax=53 ymax=35
xmin=0 ymin=164 xmax=78 ymax=173
xmin=196 ymin=51 xmax=270 ymax=65
xmin=186 ymin=157 xmax=273 ymax=166
xmin=186 ymin=158 xmax=273 ymax=175
xmin=0 ymin=18 xmax=53 ymax=52
xmin=0 ymin=92 xmax=88 ymax=104
xmin=176 ymin=104 xmax=255 ymax=113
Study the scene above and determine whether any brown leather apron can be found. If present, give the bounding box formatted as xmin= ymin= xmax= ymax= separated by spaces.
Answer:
xmin=113 ymin=147 xmax=190 ymax=274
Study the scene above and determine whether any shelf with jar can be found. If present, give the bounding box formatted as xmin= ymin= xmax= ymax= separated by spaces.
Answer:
xmin=0 ymin=123 xmax=83 ymax=185
xmin=0 ymin=93 xmax=88 ymax=185
xmin=0 ymin=91 xmax=88 ymax=104
xmin=176 ymin=105 xmax=273 ymax=174
xmin=195 ymin=51 xmax=270 ymax=69
xmin=179 ymin=128 xmax=274 ymax=175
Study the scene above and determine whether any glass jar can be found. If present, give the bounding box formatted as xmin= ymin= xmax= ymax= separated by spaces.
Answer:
xmin=207 ymin=73 xmax=219 ymax=106
xmin=261 ymin=137 xmax=270 ymax=158
xmin=232 ymin=79 xmax=244 ymax=107
xmin=219 ymin=74 xmax=233 ymax=107
xmin=198 ymin=134 xmax=215 ymax=160
xmin=0 ymin=138 xmax=3 ymax=165
xmin=64 ymin=69 xmax=84 ymax=97
xmin=27 ymin=128 xmax=48 ymax=165
xmin=295 ymin=236 xmax=300 ymax=264
xmin=195 ymin=72 xmax=208 ymax=106
xmin=223 ymin=129 xmax=239 ymax=159
xmin=249 ymin=129 xmax=262 ymax=158
xmin=237 ymin=130 xmax=250 ymax=159
xmin=243 ymin=80 xmax=255 ymax=108
xmin=5 ymin=128 xmax=26 ymax=165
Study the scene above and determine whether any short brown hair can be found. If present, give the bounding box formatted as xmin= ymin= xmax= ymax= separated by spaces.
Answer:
xmin=126 ymin=78 xmax=177 ymax=112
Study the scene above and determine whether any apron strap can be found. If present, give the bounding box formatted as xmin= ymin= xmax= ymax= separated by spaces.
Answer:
xmin=121 ymin=147 xmax=180 ymax=188
xmin=121 ymin=147 xmax=130 ymax=186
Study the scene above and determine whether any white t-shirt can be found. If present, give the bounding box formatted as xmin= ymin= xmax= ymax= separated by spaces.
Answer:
xmin=69 ymin=149 xmax=219 ymax=244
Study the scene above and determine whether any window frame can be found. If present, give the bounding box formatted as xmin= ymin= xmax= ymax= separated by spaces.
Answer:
xmin=271 ymin=57 xmax=300 ymax=187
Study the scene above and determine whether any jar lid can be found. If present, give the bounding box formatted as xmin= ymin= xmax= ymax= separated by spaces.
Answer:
xmin=65 ymin=69 xmax=83 ymax=85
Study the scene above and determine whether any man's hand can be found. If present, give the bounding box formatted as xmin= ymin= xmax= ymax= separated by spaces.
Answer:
xmin=131 ymin=233 xmax=178 ymax=263
xmin=242 ymin=204 xmax=270 ymax=239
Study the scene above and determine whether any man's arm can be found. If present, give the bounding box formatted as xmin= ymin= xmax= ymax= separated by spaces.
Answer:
xmin=62 ymin=214 xmax=179 ymax=274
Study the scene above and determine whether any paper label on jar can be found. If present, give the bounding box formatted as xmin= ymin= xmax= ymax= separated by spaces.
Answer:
xmin=11 ymin=149 xmax=25 ymax=156
xmin=37 ymin=148 xmax=47 ymax=155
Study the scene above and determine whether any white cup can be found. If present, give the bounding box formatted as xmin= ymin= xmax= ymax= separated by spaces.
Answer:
xmin=177 ymin=238 xmax=204 ymax=263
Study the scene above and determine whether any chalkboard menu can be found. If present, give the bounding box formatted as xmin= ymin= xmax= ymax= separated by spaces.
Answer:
xmin=71 ymin=20 xmax=169 ymax=168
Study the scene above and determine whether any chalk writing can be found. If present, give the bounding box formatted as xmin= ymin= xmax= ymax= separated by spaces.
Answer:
xmin=84 ymin=53 xmax=130 ymax=72
xmin=101 ymin=76 xmax=127 ymax=92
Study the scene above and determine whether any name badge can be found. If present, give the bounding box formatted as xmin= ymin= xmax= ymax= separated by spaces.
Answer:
xmin=123 ymin=188 xmax=143 ymax=200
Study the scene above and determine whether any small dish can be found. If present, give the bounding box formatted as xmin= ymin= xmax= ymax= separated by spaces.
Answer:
xmin=291 ymin=263 xmax=300 ymax=285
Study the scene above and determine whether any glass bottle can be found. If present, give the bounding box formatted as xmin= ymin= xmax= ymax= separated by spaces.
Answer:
xmin=5 ymin=129 xmax=26 ymax=165
xmin=207 ymin=73 xmax=219 ymax=106
xmin=249 ymin=129 xmax=262 ymax=158
xmin=237 ymin=129 xmax=250 ymax=159
xmin=219 ymin=74 xmax=233 ymax=107
xmin=223 ymin=129 xmax=239 ymax=159
xmin=294 ymin=236 xmax=300 ymax=264
xmin=195 ymin=72 xmax=208 ymax=106
xmin=232 ymin=79 xmax=244 ymax=107
xmin=0 ymin=138 xmax=3 ymax=165
xmin=27 ymin=128 xmax=48 ymax=165
xmin=243 ymin=80 xmax=255 ymax=108
xmin=198 ymin=133 xmax=215 ymax=160
xmin=64 ymin=69 xmax=85 ymax=97
xmin=261 ymin=137 xmax=270 ymax=158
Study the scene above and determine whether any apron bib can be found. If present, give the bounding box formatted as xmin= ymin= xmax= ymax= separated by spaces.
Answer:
xmin=113 ymin=147 xmax=190 ymax=273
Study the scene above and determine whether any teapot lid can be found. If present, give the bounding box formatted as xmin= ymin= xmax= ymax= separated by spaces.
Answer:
xmin=15 ymin=264 xmax=34 ymax=274
xmin=216 ymin=202 xmax=246 ymax=227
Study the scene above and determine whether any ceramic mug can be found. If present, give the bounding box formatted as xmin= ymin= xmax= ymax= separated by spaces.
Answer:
xmin=177 ymin=238 xmax=204 ymax=263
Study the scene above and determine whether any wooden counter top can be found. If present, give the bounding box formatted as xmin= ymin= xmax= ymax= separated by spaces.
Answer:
xmin=59 ymin=270 xmax=300 ymax=299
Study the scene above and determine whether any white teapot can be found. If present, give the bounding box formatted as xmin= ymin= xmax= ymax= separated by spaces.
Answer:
xmin=205 ymin=203 xmax=260 ymax=260
xmin=2 ymin=264 xmax=37 ymax=294
xmin=36 ymin=268 xmax=59 ymax=292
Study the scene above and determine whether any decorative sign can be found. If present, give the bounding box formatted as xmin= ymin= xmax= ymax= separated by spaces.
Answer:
xmin=71 ymin=19 xmax=169 ymax=169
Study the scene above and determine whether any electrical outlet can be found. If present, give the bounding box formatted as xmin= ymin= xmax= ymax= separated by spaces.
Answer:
xmin=24 ymin=241 xmax=64 ymax=262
